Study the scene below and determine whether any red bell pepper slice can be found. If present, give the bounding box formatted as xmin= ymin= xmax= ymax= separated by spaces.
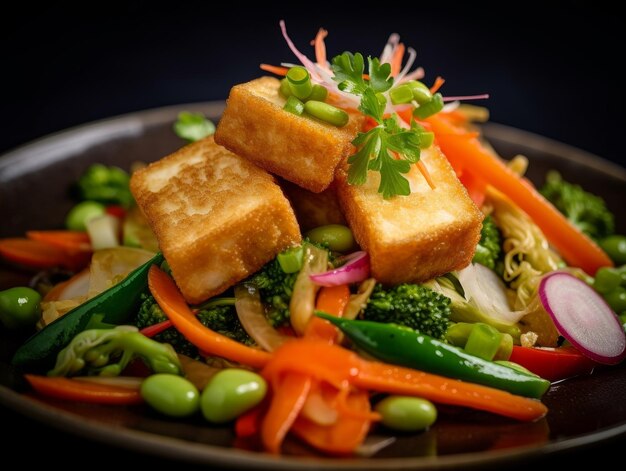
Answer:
xmin=509 ymin=346 xmax=597 ymax=382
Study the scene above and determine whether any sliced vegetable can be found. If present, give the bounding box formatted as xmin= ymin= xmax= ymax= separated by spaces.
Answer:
xmin=148 ymin=266 xmax=271 ymax=369
xmin=538 ymin=272 xmax=626 ymax=364
xmin=290 ymin=244 xmax=329 ymax=334
xmin=234 ymin=284 xmax=288 ymax=352
xmin=25 ymin=374 xmax=143 ymax=404
xmin=309 ymin=251 xmax=369 ymax=287
xmin=26 ymin=231 xmax=91 ymax=253
xmin=12 ymin=253 xmax=163 ymax=371
xmin=86 ymin=214 xmax=120 ymax=250
xmin=317 ymin=314 xmax=550 ymax=398
xmin=428 ymin=114 xmax=613 ymax=275
xmin=0 ymin=238 xmax=88 ymax=271
xmin=65 ymin=201 xmax=106 ymax=231
xmin=509 ymin=346 xmax=596 ymax=381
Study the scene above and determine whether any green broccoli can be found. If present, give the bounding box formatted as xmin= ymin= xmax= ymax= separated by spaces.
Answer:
xmin=363 ymin=283 xmax=451 ymax=340
xmin=472 ymin=216 xmax=502 ymax=270
xmin=48 ymin=326 xmax=182 ymax=377
xmin=134 ymin=294 xmax=253 ymax=358
xmin=76 ymin=163 xmax=134 ymax=207
xmin=540 ymin=171 xmax=614 ymax=240
xmin=247 ymin=256 xmax=298 ymax=328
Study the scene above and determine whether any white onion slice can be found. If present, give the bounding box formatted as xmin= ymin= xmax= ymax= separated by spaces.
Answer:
xmin=235 ymin=284 xmax=288 ymax=352
xmin=539 ymin=272 xmax=626 ymax=364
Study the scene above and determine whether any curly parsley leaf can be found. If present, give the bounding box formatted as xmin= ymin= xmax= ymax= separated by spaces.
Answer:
xmin=359 ymin=88 xmax=385 ymax=123
xmin=331 ymin=52 xmax=367 ymax=95
xmin=367 ymin=57 xmax=393 ymax=93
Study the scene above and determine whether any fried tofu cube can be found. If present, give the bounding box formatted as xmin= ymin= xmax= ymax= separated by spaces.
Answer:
xmin=279 ymin=179 xmax=346 ymax=232
xmin=335 ymin=145 xmax=482 ymax=284
xmin=214 ymin=76 xmax=363 ymax=193
xmin=130 ymin=137 xmax=301 ymax=304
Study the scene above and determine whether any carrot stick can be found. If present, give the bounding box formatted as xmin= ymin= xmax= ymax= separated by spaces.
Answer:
xmin=355 ymin=362 xmax=547 ymax=422
xmin=263 ymin=339 xmax=547 ymax=422
xmin=306 ymin=285 xmax=351 ymax=348
xmin=430 ymin=76 xmax=445 ymax=94
xmin=0 ymin=238 xmax=89 ymax=270
xmin=390 ymin=43 xmax=405 ymax=77
xmin=259 ymin=64 xmax=288 ymax=76
xmin=148 ymin=266 xmax=271 ymax=369
xmin=27 ymin=230 xmax=91 ymax=253
xmin=25 ymin=375 xmax=143 ymax=405
xmin=417 ymin=160 xmax=436 ymax=190
xmin=261 ymin=372 xmax=312 ymax=454
xmin=313 ymin=28 xmax=329 ymax=68
xmin=427 ymin=114 xmax=613 ymax=274
xmin=291 ymin=389 xmax=373 ymax=455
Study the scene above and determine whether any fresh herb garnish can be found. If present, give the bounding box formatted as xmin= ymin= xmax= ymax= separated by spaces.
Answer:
xmin=331 ymin=52 xmax=432 ymax=198
xmin=173 ymin=111 xmax=215 ymax=143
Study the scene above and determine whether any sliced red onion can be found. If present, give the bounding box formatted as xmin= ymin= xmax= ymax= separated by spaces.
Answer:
xmin=279 ymin=20 xmax=320 ymax=81
xmin=309 ymin=251 xmax=370 ymax=287
xmin=538 ymin=272 xmax=626 ymax=364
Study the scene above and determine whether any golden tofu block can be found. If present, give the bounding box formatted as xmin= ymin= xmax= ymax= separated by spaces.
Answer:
xmin=130 ymin=137 xmax=301 ymax=304
xmin=279 ymin=179 xmax=346 ymax=232
xmin=214 ymin=76 xmax=363 ymax=193
xmin=336 ymin=145 xmax=482 ymax=283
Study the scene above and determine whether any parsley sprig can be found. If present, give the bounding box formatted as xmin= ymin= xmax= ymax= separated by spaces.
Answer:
xmin=331 ymin=52 xmax=430 ymax=198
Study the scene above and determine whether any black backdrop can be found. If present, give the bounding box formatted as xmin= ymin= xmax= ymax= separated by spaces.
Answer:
xmin=1 ymin=1 xmax=625 ymax=469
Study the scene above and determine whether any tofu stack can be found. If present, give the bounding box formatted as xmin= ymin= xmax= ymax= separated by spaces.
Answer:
xmin=131 ymin=137 xmax=300 ymax=304
xmin=132 ymin=75 xmax=482 ymax=304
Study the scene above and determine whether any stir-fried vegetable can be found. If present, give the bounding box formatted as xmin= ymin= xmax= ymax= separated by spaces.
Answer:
xmin=472 ymin=216 xmax=502 ymax=271
xmin=76 ymin=164 xmax=134 ymax=208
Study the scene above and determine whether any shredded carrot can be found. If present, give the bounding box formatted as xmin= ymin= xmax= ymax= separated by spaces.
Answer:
xmin=27 ymin=230 xmax=91 ymax=253
xmin=430 ymin=76 xmax=445 ymax=94
xmin=417 ymin=160 xmax=436 ymax=190
xmin=259 ymin=64 xmax=288 ymax=76
xmin=306 ymin=285 xmax=350 ymax=342
xmin=312 ymin=28 xmax=329 ymax=69
xmin=390 ymin=43 xmax=405 ymax=77
xmin=25 ymin=375 xmax=143 ymax=405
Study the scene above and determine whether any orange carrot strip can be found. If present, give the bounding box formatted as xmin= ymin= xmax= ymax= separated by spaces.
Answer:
xmin=263 ymin=339 xmax=547 ymax=422
xmin=428 ymin=114 xmax=613 ymax=274
xmin=259 ymin=64 xmax=288 ymax=76
xmin=25 ymin=375 xmax=143 ymax=405
xmin=430 ymin=76 xmax=445 ymax=94
xmin=313 ymin=28 xmax=329 ymax=68
xmin=417 ymin=160 xmax=436 ymax=190
xmin=27 ymin=230 xmax=92 ymax=253
xmin=390 ymin=43 xmax=405 ymax=77
xmin=148 ymin=266 xmax=271 ymax=368
xmin=291 ymin=389 xmax=373 ymax=455
xmin=261 ymin=372 xmax=312 ymax=454
xmin=0 ymin=238 xmax=89 ymax=270
xmin=306 ymin=285 xmax=351 ymax=344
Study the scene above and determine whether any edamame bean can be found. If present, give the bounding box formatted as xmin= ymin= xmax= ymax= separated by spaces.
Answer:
xmin=375 ymin=396 xmax=437 ymax=431
xmin=201 ymin=369 xmax=266 ymax=423
xmin=66 ymin=201 xmax=106 ymax=231
xmin=0 ymin=287 xmax=42 ymax=330
xmin=306 ymin=224 xmax=355 ymax=253
xmin=604 ymin=287 xmax=626 ymax=313
xmin=141 ymin=374 xmax=200 ymax=418
xmin=600 ymin=235 xmax=626 ymax=265
xmin=303 ymin=101 xmax=349 ymax=127
xmin=308 ymin=84 xmax=328 ymax=102
xmin=594 ymin=267 xmax=623 ymax=294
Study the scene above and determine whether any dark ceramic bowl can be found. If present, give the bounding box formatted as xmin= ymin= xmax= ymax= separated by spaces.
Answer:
xmin=1 ymin=103 xmax=626 ymax=469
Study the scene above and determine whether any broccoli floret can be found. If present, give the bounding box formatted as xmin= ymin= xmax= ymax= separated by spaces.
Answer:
xmin=248 ymin=257 xmax=298 ymax=328
xmin=76 ymin=163 xmax=134 ymax=207
xmin=363 ymin=283 xmax=451 ymax=340
xmin=134 ymin=294 xmax=253 ymax=358
xmin=540 ymin=171 xmax=614 ymax=240
xmin=48 ymin=325 xmax=182 ymax=377
xmin=472 ymin=216 xmax=502 ymax=270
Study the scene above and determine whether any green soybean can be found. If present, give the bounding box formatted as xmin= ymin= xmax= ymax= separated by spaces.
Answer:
xmin=0 ymin=287 xmax=42 ymax=330
xmin=375 ymin=396 xmax=437 ymax=431
xmin=304 ymin=101 xmax=349 ymax=127
xmin=66 ymin=201 xmax=106 ymax=231
xmin=308 ymin=84 xmax=328 ymax=102
xmin=201 ymin=369 xmax=267 ymax=423
xmin=141 ymin=374 xmax=200 ymax=418
xmin=594 ymin=267 xmax=623 ymax=294
xmin=306 ymin=224 xmax=355 ymax=253
xmin=604 ymin=287 xmax=626 ymax=313
xmin=600 ymin=235 xmax=626 ymax=265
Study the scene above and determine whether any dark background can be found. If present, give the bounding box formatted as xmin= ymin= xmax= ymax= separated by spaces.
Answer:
xmin=1 ymin=1 xmax=625 ymax=469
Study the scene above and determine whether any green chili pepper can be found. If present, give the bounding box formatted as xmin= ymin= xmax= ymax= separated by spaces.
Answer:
xmin=12 ymin=253 xmax=164 ymax=371
xmin=317 ymin=314 xmax=550 ymax=398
